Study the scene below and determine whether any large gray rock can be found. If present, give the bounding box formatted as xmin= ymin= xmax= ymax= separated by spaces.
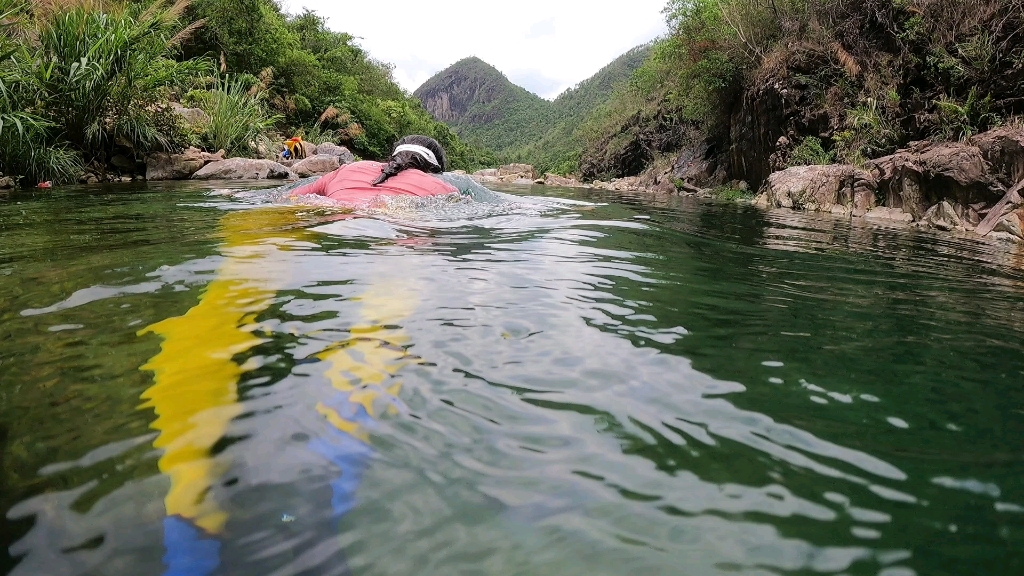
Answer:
xmin=497 ymin=164 xmax=537 ymax=179
xmin=473 ymin=169 xmax=498 ymax=177
xmin=313 ymin=143 xmax=355 ymax=164
xmin=146 ymin=147 xmax=225 ymax=181
xmin=292 ymin=154 xmax=341 ymax=177
xmin=0 ymin=175 xmax=14 ymax=189
xmin=971 ymin=126 xmax=1024 ymax=186
xmin=922 ymin=201 xmax=965 ymax=231
xmin=171 ymin=103 xmax=210 ymax=127
xmin=191 ymin=158 xmax=292 ymax=180
xmin=755 ymin=164 xmax=877 ymax=214
xmin=869 ymin=141 xmax=999 ymax=219
xmin=863 ymin=207 xmax=914 ymax=223
xmin=146 ymin=148 xmax=204 ymax=181
xmin=543 ymin=173 xmax=585 ymax=187
xmin=992 ymin=206 xmax=1024 ymax=240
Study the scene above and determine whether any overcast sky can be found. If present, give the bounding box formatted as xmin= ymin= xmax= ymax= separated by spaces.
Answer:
xmin=279 ymin=0 xmax=669 ymax=99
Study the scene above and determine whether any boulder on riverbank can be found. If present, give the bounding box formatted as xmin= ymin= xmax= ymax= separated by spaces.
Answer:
xmin=191 ymin=158 xmax=293 ymax=180
xmin=292 ymin=154 xmax=340 ymax=177
xmin=146 ymin=147 xmax=225 ymax=181
xmin=867 ymin=140 xmax=1000 ymax=219
xmin=314 ymin=143 xmax=355 ymax=164
xmin=472 ymin=164 xmax=539 ymax=184
xmin=497 ymin=164 xmax=537 ymax=179
xmin=755 ymin=164 xmax=876 ymax=215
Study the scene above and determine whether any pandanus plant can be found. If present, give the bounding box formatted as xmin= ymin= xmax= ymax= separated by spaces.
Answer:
xmin=31 ymin=0 xmax=210 ymax=151
xmin=0 ymin=0 xmax=81 ymax=184
xmin=1 ymin=0 xmax=211 ymax=184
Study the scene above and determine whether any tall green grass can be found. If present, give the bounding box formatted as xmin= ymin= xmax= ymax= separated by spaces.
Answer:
xmin=200 ymin=75 xmax=281 ymax=156
xmin=1 ymin=0 xmax=210 ymax=185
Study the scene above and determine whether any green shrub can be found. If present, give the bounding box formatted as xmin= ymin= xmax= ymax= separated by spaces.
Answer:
xmin=933 ymin=88 xmax=996 ymax=141
xmin=835 ymin=98 xmax=901 ymax=164
xmin=788 ymin=137 xmax=835 ymax=167
xmin=710 ymin=186 xmax=753 ymax=201
xmin=200 ymin=75 xmax=281 ymax=156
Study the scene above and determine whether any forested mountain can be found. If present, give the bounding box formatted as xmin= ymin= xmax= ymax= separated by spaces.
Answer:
xmin=413 ymin=57 xmax=554 ymax=154
xmin=510 ymin=45 xmax=652 ymax=173
xmin=414 ymin=47 xmax=650 ymax=172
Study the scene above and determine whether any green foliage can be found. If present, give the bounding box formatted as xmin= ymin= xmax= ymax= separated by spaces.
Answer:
xmin=199 ymin=75 xmax=280 ymax=156
xmin=574 ymin=0 xmax=1024 ymax=182
xmin=182 ymin=1 xmax=486 ymax=166
xmin=414 ymin=57 xmax=555 ymax=157
xmin=710 ymin=185 xmax=753 ymax=201
xmin=933 ymin=88 xmax=996 ymax=141
xmin=1 ymin=0 xmax=211 ymax=184
xmin=0 ymin=0 xmax=82 ymax=184
xmin=0 ymin=0 xmax=488 ymax=183
xmin=788 ymin=137 xmax=835 ymax=167
xmin=504 ymin=45 xmax=651 ymax=174
xmin=834 ymin=98 xmax=901 ymax=164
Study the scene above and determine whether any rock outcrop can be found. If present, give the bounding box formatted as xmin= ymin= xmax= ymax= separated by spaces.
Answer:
xmin=191 ymin=158 xmax=293 ymax=180
xmin=755 ymin=164 xmax=876 ymax=215
xmin=751 ymin=126 xmax=1024 ymax=242
xmin=471 ymin=164 xmax=539 ymax=184
xmin=146 ymin=147 xmax=225 ymax=181
xmin=971 ymin=127 xmax=1024 ymax=186
xmin=292 ymin=154 xmax=340 ymax=177
xmin=313 ymin=143 xmax=355 ymax=165
xmin=497 ymin=164 xmax=537 ymax=179
xmin=867 ymin=140 xmax=1000 ymax=219
xmin=539 ymin=173 xmax=585 ymax=187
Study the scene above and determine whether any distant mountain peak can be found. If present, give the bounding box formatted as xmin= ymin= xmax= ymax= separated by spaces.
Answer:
xmin=413 ymin=46 xmax=650 ymax=160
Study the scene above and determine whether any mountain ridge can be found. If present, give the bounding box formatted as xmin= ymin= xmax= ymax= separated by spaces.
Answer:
xmin=413 ymin=46 xmax=650 ymax=171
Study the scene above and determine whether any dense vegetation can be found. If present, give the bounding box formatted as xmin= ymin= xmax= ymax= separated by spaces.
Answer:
xmin=414 ymin=49 xmax=648 ymax=174
xmin=578 ymin=0 xmax=1024 ymax=184
xmin=0 ymin=0 xmax=489 ymax=187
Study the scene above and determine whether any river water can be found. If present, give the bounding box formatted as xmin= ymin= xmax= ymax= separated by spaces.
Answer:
xmin=1 ymin=179 xmax=1022 ymax=576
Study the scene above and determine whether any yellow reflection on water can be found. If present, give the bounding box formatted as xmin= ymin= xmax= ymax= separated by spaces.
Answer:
xmin=137 ymin=206 xmax=417 ymax=538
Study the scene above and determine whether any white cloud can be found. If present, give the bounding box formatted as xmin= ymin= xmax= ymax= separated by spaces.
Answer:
xmin=525 ymin=18 xmax=557 ymax=39
xmin=280 ymin=0 xmax=668 ymax=100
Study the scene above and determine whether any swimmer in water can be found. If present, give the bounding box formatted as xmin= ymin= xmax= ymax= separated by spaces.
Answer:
xmin=291 ymin=135 xmax=458 ymax=204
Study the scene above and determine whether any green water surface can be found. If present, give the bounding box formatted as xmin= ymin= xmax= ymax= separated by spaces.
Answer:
xmin=1 ymin=181 xmax=1022 ymax=576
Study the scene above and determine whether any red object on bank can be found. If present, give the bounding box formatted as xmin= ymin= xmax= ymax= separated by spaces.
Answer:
xmin=37 ymin=181 xmax=52 ymax=188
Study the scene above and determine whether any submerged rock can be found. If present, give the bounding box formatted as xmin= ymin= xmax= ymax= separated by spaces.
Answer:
xmin=192 ymin=158 xmax=293 ymax=180
xmin=863 ymin=207 xmax=914 ymax=223
xmin=292 ymin=154 xmax=340 ymax=177
xmin=755 ymin=164 xmax=876 ymax=214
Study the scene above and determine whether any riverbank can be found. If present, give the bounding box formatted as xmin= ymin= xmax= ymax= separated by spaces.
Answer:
xmin=470 ymin=125 xmax=1024 ymax=245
